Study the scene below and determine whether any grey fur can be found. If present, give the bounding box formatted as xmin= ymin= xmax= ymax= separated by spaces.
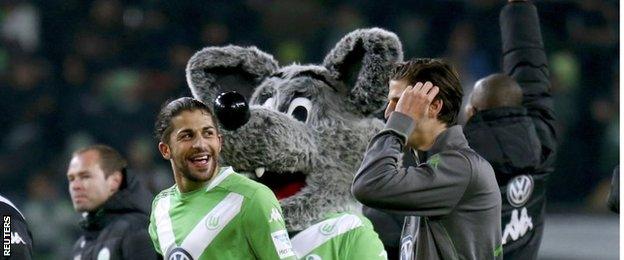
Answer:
xmin=323 ymin=28 xmax=404 ymax=116
xmin=186 ymin=45 xmax=279 ymax=102
xmin=186 ymin=28 xmax=403 ymax=231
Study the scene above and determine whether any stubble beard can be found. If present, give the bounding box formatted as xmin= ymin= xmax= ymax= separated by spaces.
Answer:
xmin=177 ymin=156 xmax=218 ymax=183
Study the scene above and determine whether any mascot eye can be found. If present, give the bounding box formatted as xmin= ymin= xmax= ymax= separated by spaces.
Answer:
xmin=287 ymin=97 xmax=312 ymax=123
xmin=262 ymin=97 xmax=275 ymax=108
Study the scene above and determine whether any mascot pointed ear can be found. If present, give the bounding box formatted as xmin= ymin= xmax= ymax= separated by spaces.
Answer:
xmin=323 ymin=28 xmax=403 ymax=116
xmin=186 ymin=45 xmax=279 ymax=104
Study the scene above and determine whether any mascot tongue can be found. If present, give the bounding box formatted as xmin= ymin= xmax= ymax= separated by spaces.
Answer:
xmin=256 ymin=170 xmax=307 ymax=200
xmin=274 ymin=181 xmax=306 ymax=200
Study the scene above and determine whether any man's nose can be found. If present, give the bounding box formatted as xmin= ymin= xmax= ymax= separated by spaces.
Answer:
xmin=192 ymin=134 xmax=209 ymax=149
xmin=70 ymin=180 xmax=83 ymax=191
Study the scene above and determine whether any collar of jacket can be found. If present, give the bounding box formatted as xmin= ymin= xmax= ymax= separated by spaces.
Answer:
xmin=425 ymin=125 xmax=470 ymax=156
xmin=466 ymin=107 xmax=527 ymax=125
xmin=79 ymin=171 xmax=151 ymax=231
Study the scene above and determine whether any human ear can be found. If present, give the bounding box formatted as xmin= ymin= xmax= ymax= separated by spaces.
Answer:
xmin=467 ymin=104 xmax=479 ymax=121
xmin=429 ymin=99 xmax=443 ymax=118
xmin=107 ymin=171 xmax=123 ymax=192
xmin=217 ymin=134 xmax=223 ymax=152
xmin=158 ymin=142 xmax=171 ymax=160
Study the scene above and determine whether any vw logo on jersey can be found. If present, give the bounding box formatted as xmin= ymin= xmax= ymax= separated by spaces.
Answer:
xmin=507 ymin=175 xmax=534 ymax=207
xmin=167 ymin=247 xmax=193 ymax=260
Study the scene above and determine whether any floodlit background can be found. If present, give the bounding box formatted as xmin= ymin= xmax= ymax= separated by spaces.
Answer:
xmin=0 ymin=0 xmax=618 ymax=259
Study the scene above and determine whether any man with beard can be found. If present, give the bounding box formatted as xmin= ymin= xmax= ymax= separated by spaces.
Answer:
xmin=352 ymin=59 xmax=502 ymax=260
xmin=67 ymin=144 xmax=158 ymax=259
xmin=149 ymin=97 xmax=295 ymax=260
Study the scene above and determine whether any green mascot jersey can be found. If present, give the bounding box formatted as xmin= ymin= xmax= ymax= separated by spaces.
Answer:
xmin=291 ymin=213 xmax=387 ymax=260
xmin=148 ymin=167 xmax=296 ymax=260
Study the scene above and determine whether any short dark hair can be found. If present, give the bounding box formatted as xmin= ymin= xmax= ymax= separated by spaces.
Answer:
xmin=154 ymin=97 xmax=219 ymax=143
xmin=73 ymin=144 xmax=127 ymax=177
xmin=390 ymin=58 xmax=463 ymax=126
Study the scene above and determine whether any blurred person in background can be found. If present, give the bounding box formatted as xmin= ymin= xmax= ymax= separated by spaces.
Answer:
xmin=126 ymin=135 xmax=173 ymax=194
xmin=23 ymin=172 xmax=77 ymax=259
xmin=67 ymin=144 xmax=158 ymax=259
xmin=463 ymin=0 xmax=557 ymax=258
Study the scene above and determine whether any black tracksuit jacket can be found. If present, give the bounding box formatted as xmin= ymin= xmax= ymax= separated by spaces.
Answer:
xmin=464 ymin=2 xmax=557 ymax=259
xmin=71 ymin=172 xmax=159 ymax=260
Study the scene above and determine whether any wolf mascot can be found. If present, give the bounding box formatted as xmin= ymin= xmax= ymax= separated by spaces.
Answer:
xmin=186 ymin=28 xmax=402 ymax=259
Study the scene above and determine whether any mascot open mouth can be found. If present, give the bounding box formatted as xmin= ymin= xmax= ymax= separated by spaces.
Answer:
xmin=246 ymin=168 xmax=307 ymax=200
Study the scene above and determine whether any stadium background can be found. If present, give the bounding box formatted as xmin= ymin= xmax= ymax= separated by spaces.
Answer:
xmin=0 ymin=0 xmax=618 ymax=259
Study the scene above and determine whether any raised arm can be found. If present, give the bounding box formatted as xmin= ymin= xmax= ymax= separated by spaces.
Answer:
xmin=501 ymin=0 xmax=557 ymax=170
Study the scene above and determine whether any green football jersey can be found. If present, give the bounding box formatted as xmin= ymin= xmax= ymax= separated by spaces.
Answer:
xmin=291 ymin=213 xmax=387 ymax=260
xmin=149 ymin=167 xmax=296 ymax=260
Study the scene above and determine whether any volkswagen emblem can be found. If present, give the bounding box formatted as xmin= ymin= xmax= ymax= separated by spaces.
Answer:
xmin=506 ymin=175 xmax=534 ymax=207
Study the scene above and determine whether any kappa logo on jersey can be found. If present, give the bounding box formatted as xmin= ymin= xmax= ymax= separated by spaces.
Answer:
xmin=271 ymin=229 xmax=296 ymax=259
xmin=319 ymin=223 xmax=335 ymax=235
xmin=167 ymin=247 xmax=193 ymax=260
xmin=502 ymin=207 xmax=533 ymax=245
xmin=205 ymin=215 xmax=220 ymax=230
xmin=97 ymin=247 xmax=110 ymax=260
xmin=400 ymin=235 xmax=413 ymax=260
xmin=10 ymin=232 xmax=25 ymax=245
xmin=269 ymin=207 xmax=283 ymax=223
xmin=507 ymin=175 xmax=534 ymax=207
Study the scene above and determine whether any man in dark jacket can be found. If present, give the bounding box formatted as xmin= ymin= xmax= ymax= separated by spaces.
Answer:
xmin=0 ymin=195 xmax=33 ymax=260
xmin=67 ymin=144 xmax=158 ymax=259
xmin=352 ymin=58 xmax=502 ymax=260
xmin=463 ymin=0 xmax=557 ymax=259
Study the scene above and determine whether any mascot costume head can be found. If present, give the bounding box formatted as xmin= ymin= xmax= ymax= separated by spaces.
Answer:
xmin=186 ymin=28 xmax=402 ymax=231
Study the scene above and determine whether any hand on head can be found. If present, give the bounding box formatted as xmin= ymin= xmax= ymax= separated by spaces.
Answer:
xmin=394 ymin=81 xmax=440 ymax=122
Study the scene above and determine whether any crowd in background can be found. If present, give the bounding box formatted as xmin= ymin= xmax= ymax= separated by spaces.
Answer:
xmin=0 ymin=0 xmax=618 ymax=258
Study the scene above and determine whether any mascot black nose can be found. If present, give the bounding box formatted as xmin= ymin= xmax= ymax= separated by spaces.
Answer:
xmin=213 ymin=91 xmax=251 ymax=131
